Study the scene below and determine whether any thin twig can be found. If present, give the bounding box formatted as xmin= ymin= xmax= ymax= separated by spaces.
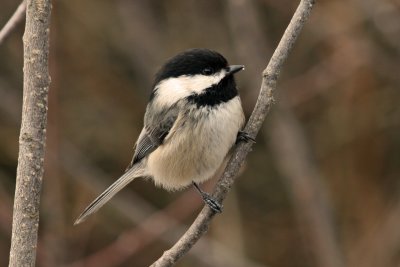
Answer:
xmin=150 ymin=0 xmax=316 ymax=266
xmin=0 ymin=1 xmax=26 ymax=45
xmin=8 ymin=0 xmax=52 ymax=266
xmin=227 ymin=0 xmax=344 ymax=265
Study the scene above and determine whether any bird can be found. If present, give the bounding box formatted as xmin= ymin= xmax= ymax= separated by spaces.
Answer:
xmin=74 ymin=48 xmax=253 ymax=225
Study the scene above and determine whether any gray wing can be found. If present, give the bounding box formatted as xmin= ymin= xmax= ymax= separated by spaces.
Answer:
xmin=125 ymin=103 xmax=180 ymax=170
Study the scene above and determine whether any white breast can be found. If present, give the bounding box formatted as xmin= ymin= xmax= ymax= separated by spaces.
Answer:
xmin=147 ymin=97 xmax=244 ymax=190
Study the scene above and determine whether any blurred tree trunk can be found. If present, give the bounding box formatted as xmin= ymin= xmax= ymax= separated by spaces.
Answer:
xmin=8 ymin=0 xmax=52 ymax=266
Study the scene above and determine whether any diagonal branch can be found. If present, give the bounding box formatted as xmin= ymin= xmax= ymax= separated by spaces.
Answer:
xmin=0 ymin=1 xmax=26 ymax=45
xmin=226 ymin=0 xmax=344 ymax=265
xmin=150 ymin=0 xmax=316 ymax=266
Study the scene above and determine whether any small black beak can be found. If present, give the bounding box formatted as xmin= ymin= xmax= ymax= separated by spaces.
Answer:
xmin=226 ymin=65 xmax=245 ymax=75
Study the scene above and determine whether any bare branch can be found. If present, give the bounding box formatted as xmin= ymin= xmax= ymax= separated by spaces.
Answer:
xmin=0 ymin=1 xmax=26 ymax=45
xmin=150 ymin=0 xmax=316 ymax=266
xmin=8 ymin=0 xmax=52 ymax=266
xmin=226 ymin=0 xmax=344 ymax=265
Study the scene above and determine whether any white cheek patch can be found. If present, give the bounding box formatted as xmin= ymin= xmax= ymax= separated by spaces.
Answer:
xmin=153 ymin=79 xmax=190 ymax=107
xmin=182 ymin=70 xmax=226 ymax=94
xmin=154 ymin=69 xmax=226 ymax=107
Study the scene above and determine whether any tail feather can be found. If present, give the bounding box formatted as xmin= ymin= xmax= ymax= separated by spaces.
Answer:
xmin=74 ymin=166 xmax=143 ymax=225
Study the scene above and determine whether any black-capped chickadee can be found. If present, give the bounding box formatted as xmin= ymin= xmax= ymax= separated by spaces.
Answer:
xmin=74 ymin=48 xmax=253 ymax=225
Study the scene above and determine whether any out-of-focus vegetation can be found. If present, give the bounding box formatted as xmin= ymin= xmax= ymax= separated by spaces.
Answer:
xmin=1 ymin=0 xmax=400 ymax=266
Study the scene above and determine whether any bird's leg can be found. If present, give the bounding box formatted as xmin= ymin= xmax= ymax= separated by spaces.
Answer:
xmin=192 ymin=182 xmax=223 ymax=213
xmin=236 ymin=130 xmax=256 ymax=144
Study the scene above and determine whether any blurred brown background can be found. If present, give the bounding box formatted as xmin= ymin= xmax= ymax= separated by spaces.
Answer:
xmin=1 ymin=0 xmax=400 ymax=266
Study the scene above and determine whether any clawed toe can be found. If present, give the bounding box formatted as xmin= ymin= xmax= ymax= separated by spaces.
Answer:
xmin=202 ymin=193 xmax=223 ymax=213
xmin=192 ymin=182 xmax=223 ymax=213
xmin=236 ymin=130 xmax=256 ymax=144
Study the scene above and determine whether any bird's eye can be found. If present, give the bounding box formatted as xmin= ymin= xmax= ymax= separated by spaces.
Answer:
xmin=202 ymin=68 xmax=213 ymax=75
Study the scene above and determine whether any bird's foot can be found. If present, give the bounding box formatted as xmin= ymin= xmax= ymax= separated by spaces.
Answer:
xmin=236 ymin=130 xmax=256 ymax=144
xmin=192 ymin=182 xmax=223 ymax=213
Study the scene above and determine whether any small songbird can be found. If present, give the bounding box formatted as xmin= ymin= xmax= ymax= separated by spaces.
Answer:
xmin=74 ymin=48 xmax=252 ymax=225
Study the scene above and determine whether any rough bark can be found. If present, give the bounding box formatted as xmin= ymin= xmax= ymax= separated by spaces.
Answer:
xmin=8 ymin=0 xmax=52 ymax=266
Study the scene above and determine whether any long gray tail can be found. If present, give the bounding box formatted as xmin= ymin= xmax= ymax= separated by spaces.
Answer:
xmin=74 ymin=165 xmax=144 ymax=225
